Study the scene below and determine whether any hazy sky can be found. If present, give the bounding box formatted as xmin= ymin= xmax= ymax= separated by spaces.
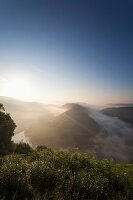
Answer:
xmin=0 ymin=0 xmax=133 ymax=104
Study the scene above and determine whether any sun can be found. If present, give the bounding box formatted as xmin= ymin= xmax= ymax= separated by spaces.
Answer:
xmin=5 ymin=78 xmax=32 ymax=101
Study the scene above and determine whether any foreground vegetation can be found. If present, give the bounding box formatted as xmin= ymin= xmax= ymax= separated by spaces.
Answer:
xmin=0 ymin=147 xmax=133 ymax=200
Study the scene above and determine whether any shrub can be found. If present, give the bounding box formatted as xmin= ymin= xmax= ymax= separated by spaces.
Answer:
xmin=15 ymin=142 xmax=32 ymax=154
xmin=29 ymin=161 xmax=61 ymax=199
xmin=0 ymin=159 xmax=32 ymax=199
xmin=0 ymin=149 xmax=132 ymax=199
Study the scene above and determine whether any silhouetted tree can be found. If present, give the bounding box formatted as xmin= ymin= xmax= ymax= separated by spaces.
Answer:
xmin=0 ymin=104 xmax=16 ymax=155
xmin=15 ymin=143 xmax=32 ymax=154
xmin=0 ymin=104 xmax=5 ymax=111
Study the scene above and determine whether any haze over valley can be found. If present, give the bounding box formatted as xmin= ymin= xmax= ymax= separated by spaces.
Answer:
xmin=1 ymin=96 xmax=133 ymax=162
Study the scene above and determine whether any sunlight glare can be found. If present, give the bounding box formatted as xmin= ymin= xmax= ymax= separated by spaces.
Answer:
xmin=5 ymin=78 xmax=32 ymax=101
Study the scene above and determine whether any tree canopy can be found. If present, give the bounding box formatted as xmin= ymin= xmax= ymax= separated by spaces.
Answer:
xmin=0 ymin=104 xmax=16 ymax=155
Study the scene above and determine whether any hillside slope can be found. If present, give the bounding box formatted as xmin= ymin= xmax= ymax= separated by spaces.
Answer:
xmin=101 ymin=107 xmax=133 ymax=125
xmin=50 ymin=104 xmax=104 ymax=151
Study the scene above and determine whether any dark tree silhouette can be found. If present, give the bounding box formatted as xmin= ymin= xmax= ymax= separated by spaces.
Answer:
xmin=0 ymin=104 xmax=16 ymax=155
xmin=15 ymin=143 xmax=32 ymax=154
xmin=0 ymin=104 xmax=5 ymax=111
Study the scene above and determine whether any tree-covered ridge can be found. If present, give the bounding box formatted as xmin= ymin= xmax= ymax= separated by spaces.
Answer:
xmin=0 ymin=148 xmax=133 ymax=200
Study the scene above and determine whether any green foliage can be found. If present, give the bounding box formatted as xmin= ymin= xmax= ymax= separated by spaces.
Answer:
xmin=0 ymin=149 xmax=132 ymax=200
xmin=0 ymin=104 xmax=16 ymax=155
xmin=0 ymin=155 xmax=32 ymax=199
xmin=30 ymin=161 xmax=61 ymax=199
xmin=14 ymin=142 xmax=32 ymax=154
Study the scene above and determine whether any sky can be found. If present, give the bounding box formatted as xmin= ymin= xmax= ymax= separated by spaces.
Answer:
xmin=0 ymin=0 xmax=133 ymax=104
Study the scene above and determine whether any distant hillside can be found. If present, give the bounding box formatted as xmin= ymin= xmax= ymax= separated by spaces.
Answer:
xmin=22 ymin=103 xmax=107 ymax=155
xmin=1 ymin=97 xmax=133 ymax=162
xmin=109 ymin=103 xmax=133 ymax=106
xmin=21 ymin=103 xmax=133 ymax=162
xmin=101 ymin=107 xmax=133 ymax=125
xmin=0 ymin=96 xmax=54 ymax=133
xmin=50 ymin=104 xmax=104 ymax=151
